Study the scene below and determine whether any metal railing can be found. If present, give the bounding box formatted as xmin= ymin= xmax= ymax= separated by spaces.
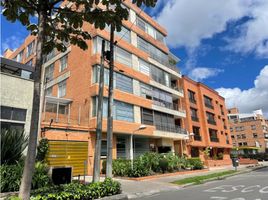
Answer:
xmin=210 ymin=137 xmax=219 ymax=142
xmin=191 ymin=116 xmax=199 ymax=122
xmin=207 ymin=119 xmax=216 ymax=125
xmin=155 ymin=124 xmax=188 ymax=135
xmin=194 ymin=135 xmax=202 ymax=141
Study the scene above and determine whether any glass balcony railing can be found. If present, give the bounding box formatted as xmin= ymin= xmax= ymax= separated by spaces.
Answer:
xmin=155 ymin=124 xmax=188 ymax=135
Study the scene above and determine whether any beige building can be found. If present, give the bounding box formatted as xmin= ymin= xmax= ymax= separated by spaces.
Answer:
xmin=228 ymin=108 xmax=268 ymax=153
xmin=0 ymin=57 xmax=34 ymax=136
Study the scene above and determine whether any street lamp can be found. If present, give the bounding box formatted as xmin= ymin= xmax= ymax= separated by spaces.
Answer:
xmin=130 ymin=125 xmax=147 ymax=169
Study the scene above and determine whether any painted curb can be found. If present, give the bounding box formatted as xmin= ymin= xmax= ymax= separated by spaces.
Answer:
xmin=98 ymin=194 xmax=128 ymax=200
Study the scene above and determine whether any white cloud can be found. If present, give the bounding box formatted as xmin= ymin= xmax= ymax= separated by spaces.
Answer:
xmin=188 ymin=67 xmax=224 ymax=82
xmin=156 ymin=0 xmax=268 ymax=57
xmin=1 ymin=35 xmax=24 ymax=54
xmin=224 ymin=1 xmax=268 ymax=58
xmin=216 ymin=65 xmax=268 ymax=117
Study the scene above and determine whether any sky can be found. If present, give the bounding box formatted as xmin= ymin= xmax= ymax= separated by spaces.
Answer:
xmin=1 ymin=0 xmax=268 ymax=117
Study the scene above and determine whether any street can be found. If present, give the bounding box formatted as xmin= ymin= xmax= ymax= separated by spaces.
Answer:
xmin=138 ymin=167 xmax=268 ymax=200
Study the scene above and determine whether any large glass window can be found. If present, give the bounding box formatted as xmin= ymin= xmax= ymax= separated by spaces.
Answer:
xmin=139 ymin=59 xmax=150 ymax=75
xmin=188 ymin=90 xmax=196 ymax=104
xmin=45 ymin=103 xmax=68 ymax=114
xmin=26 ymin=41 xmax=35 ymax=57
xmin=45 ymin=64 xmax=54 ymax=82
xmin=1 ymin=106 xmax=27 ymax=122
xmin=150 ymin=64 xmax=170 ymax=87
xmin=60 ymin=55 xmax=68 ymax=72
xmin=204 ymin=95 xmax=213 ymax=109
xmin=190 ymin=108 xmax=198 ymax=121
xmin=206 ymin=112 xmax=216 ymax=125
xmin=93 ymin=66 xmax=133 ymax=93
xmin=137 ymin=36 xmax=168 ymax=65
xmin=58 ymin=80 xmax=66 ymax=97
xmin=92 ymin=97 xmax=134 ymax=122
xmin=16 ymin=50 xmax=24 ymax=62
xmin=140 ymin=83 xmax=152 ymax=100
xmin=141 ymin=108 xmax=154 ymax=125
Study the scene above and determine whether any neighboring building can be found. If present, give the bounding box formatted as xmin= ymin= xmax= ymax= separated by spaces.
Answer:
xmin=228 ymin=108 xmax=268 ymax=154
xmin=182 ymin=76 xmax=233 ymax=167
xmin=0 ymin=57 xmax=34 ymax=136
xmin=4 ymin=1 xmax=188 ymax=175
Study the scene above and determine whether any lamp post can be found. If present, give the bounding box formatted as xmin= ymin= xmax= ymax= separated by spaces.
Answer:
xmin=130 ymin=125 xmax=147 ymax=169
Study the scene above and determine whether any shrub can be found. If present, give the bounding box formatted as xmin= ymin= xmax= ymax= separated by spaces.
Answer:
xmin=139 ymin=152 xmax=161 ymax=173
xmin=0 ymin=162 xmax=51 ymax=193
xmin=30 ymin=178 xmax=121 ymax=200
xmin=159 ymin=158 xmax=168 ymax=173
xmin=102 ymin=159 xmax=131 ymax=177
xmin=187 ymin=158 xmax=204 ymax=170
xmin=128 ymin=157 xmax=151 ymax=177
xmin=1 ymin=129 xmax=28 ymax=165
xmin=36 ymin=138 xmax=49 ymax=162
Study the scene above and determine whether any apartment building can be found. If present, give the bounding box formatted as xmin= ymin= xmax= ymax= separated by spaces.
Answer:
xmin=0 ymin=57 xmax=34 ymax=137
xmin=182 ymin=76 xmax=233 ymax=167
xmin=4 ymin=1 xmax=188 ymax=175
xmin=228 ymin=108 xmax=268 ymax=154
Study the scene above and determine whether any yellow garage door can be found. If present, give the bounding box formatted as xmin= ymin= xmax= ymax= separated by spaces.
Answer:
xmin=46 ymin=140 xmax=88 ymax=176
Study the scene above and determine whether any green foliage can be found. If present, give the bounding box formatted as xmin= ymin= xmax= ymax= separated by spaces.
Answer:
xmin=36 ymin=138 xmax=49 ymax=162
xmin=0 ymin=162 xmax=51 ymax=193
xmin=241 ymin=153 xmax=268 ymax=161
xmin=186 ymin=158 xmax=204 ymax=170
xmin=1 ymin=129 xmax=28 ymax=165
xmin=1 ymin=0 xmax=157 ymax=54
xmin=128 ymin=157 xmax=151 ymax=177
xmin=30 ymin=178 xmax=121 ymax=200
xmin=139 ymin=152 xmax=161 ymax=172
xmin=159 ymin=158 xmax=169 ymax=173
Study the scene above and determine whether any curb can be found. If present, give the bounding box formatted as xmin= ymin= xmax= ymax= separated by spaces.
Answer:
xmin=179 ymin=165 xmax=267 ymax=188
xmin=98 ymin=194 xmax=128 ymax=200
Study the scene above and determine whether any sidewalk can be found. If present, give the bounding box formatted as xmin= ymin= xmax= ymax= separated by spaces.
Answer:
xmin=83 ymin=162 xmax=268 ymax=199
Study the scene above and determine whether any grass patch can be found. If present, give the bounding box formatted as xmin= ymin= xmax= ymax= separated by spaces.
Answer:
xmin=172 ymin=170 xmax=237 ymax=185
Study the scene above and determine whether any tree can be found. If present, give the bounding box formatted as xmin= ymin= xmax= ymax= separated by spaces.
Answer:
xmin=2 ymin=0 xmax=157 ymax=198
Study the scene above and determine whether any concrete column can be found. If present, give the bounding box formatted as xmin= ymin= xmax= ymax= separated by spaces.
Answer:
xmin=129 ymin=9 xmax=136 ymax=24
xmin=133 ymin=79 xmax=140 ymax=96
xmin=130 ymin=134 xmax=134 ymax=169
xmin=125 ymin=136 xmax=131 ymax=159
xmin=134 ymin=105 xmax=141 ymax=123
xmin=132 ymin=54 xmax=139 ymax=71
xmin=131 ymin=31 xmax=138 ymax=47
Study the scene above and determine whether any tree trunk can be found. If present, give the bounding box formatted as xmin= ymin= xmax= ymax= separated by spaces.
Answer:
xmin=19 ymin=10 xmax=46 ymax=200
xmin=106 ymin=24 xmax=115 ymax=178
xmin=92 ymin=40 xmax=105 ymax=183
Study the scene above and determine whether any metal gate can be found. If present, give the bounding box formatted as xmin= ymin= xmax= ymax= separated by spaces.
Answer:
xmin=46 ymin=140 xmax=88 ymax=176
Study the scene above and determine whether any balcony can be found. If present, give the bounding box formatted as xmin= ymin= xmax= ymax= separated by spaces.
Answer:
xmin=210 ymin=137 xmax=219 ymax=143
xmin=265 ymin=134 xmax=268 ymax=139
xmin=155 ymin=124 xmax=188 ymax=135
xmin=191 ymin=116 xmax=199 ymax=122
xmin=205 ymin=103 xmax=214 ymax=109
xmin=207 ymin=119 xmax=217 ymax=125
xmin=170 ymin=83 xmax=184 ymax=93
xmin=194 ymin=135 xmax=202 ymax=141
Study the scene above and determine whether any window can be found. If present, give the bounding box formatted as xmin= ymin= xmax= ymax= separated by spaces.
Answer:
xmin=141 ymin=108 xmax=154 ymax=125
xmin=209 ymin=129 xmax=218 ymax=142
xmin=101 ymin=140 xmax=107 ymax=156
xmin=251 ymin=125 xmax=256 ymax=130
xmin=21 ymin=70 xmax=32 ymax=79
xmin=45 ymin=49 xmax=55 ymax=62
xmin=190 ymin=108 xmax=198 ymax=121
xmin=154 ymin=111 xmax=175 ymax=132
xmin=206 ymin=112 xmax=216 ymax=125
xmin=188 ymin=90 xmax=196 ymax=104
xmin=16 ymin=50 xmax=24 ymax=62
xmin=140 ymin=83 xmax=152 ymax=100
xmin=139 ymin=59 xmax=150 ymax=75
xmin=136 ymin=16 xmax=165 ymax=43
xmin=253 ymin=133 xmax=258 ymax=138
xmin=137 ymin=36 xmax=168 ymax=65
xmin=45 ymin=64 xmax=54 ymax=82
xmin=93 ymin=66 xmax=133 ymax=93
xmin=152 ymin=87 xmax=173 ymax=109
xmin=243 ymin=142 xmax=248 ymax=146
xmin=231 ymin=135 xmax=235 ymax=139
xmin=46 ymin=87 xmax=52 ymax=96
xmin=114 ymin=26 xmax=131 ymax=43
xmin=1 ymin=106 xmax=27 ymax=121
xmin=150 ymin=64 xmax=170 ymax=87
xmin=193 ymin=126 xmax=201 ymax=141
xmin=237 ymin=135 xmax=241 ymax=139
xmin=92 ymin=98 xmax=134 ymax=122
xmin=58 ymin=80 xmax=66 ymax=97
xmin=204 ymin=95 xmax=213 ymax=109
xmin=60 ymin=55 xmax=68 ymax=72
xmin=230 ymin=127 xmax=233 ymax=132
xmin=45 ymin=103 xmax=67 ymax=114
xmin=26 ymin=59 xmax=33 ymax=66
xmin=220 ymin=105 xmax=224 ymax=115
xmin=241 ymin=134 xmax=246 ymax=139
xmin=26 ymin=41 xmax=34 ymax=57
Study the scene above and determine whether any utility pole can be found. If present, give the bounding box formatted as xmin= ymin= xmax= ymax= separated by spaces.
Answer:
xmin=106 ymin=23 xmax=115 ymax=178
xmin=93 ymin=40 xmax=105 ymax=183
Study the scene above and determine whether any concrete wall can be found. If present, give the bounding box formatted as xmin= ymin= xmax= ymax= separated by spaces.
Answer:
xmin=0 ymin=73 xmax=34 ymax=137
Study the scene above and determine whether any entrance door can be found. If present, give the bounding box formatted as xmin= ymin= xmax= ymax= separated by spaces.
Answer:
xmin=46 ymin=140 xmax=88 ymax=176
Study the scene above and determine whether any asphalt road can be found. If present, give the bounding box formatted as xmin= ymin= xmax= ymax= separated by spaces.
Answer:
xmin=138 ymin=167 xmax=268 ymax=200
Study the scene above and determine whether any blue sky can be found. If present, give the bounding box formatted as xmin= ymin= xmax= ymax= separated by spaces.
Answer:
xmin=1 ymin=0 xmax=268 ymax=116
